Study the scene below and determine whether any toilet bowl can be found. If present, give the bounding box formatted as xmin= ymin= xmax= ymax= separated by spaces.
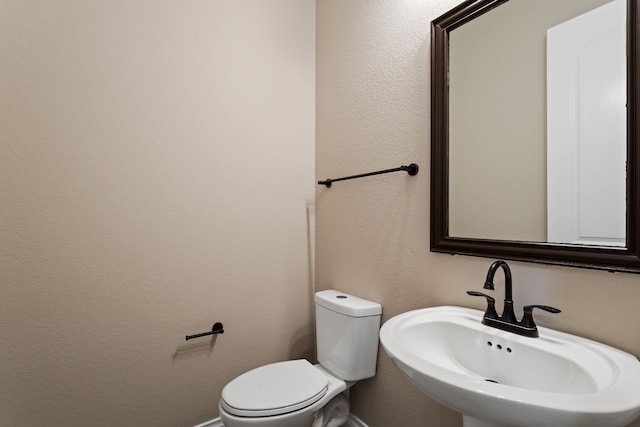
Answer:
xmin=218 ymin=290 xmax=382 ymax=427
xmin=219 ymin=361 xmax=350 ymax=427
xmin=313 ymin=393 xmax=350 ymax=427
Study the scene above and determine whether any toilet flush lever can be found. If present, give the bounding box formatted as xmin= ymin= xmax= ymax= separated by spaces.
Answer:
xmin=185 ymin=322 xmax=224 ymax=341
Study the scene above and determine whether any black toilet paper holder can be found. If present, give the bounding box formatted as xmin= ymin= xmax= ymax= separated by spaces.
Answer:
xmin=185 ymin=322 xmax=224 ymax=341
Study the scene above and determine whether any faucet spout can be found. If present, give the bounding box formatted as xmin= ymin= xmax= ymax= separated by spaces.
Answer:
xmin=484 ymin=260 xmax=516 ymax=323
xmin=468 ymin=260 xmax=561 ymax=338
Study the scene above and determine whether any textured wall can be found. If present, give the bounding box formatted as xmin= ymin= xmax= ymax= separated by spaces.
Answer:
xmin=0 ymin=1 xmax=315 ymax=425
xmin=316 ymin=1 xmax=640 ymax=426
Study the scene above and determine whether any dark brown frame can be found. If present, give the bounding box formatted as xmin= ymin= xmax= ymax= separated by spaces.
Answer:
xmin=430 ymin=0 xmax=640 ymax=273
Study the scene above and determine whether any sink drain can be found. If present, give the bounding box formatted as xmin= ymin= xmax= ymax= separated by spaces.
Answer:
xmin=484 ymin=379 xmax=499 ymax=384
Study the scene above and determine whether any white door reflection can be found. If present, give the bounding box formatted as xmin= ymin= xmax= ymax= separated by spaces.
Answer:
xmin=547 ymin=0 xmax=626 ymax=246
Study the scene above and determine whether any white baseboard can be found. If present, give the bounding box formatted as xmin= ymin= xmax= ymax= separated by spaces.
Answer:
xmin=193 ymin=418 xmax=223 ymax=427
xmin=194 ymin=414 xmax=368 ymax=427
xmin=344 ymin=414 xmax=369 ymax=427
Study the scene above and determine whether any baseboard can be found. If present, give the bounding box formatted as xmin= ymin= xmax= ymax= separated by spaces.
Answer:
xmin=193 ymin=418 xmax=223 ymax=427
xmin=194 ymin=414 xmax=368 ymax=427
xmin=344 ymin=413 xmax=369 ymax=427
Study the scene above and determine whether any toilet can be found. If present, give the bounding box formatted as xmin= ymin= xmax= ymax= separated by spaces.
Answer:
xmin=218 ymin=289 xmax=382 ymax=427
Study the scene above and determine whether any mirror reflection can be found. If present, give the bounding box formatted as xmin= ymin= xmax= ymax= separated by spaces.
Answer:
xmin=447 ymin=0 xmax=626 ymax=247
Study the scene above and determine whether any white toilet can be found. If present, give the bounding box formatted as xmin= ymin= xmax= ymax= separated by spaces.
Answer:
xmin=218 ymin=289 xmax=382 ymax=427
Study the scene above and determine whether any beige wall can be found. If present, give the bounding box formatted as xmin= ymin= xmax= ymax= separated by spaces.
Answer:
xmin=316 ymin=1 xmax=640 ymax=427
xmin=4 ymin=1 xmax=639 ymax=426
xmin=448 ymin=0 xmax=611 ymax=241
xmin=0 ymin=1 xmax=315 ymax=426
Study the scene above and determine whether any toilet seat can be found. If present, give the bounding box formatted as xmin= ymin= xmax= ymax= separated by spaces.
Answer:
xmin=221 ymin=359 xmax=328 ymax=417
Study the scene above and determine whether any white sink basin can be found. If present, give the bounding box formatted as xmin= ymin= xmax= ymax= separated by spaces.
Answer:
xmin=379 ymin=306 xmax=640 ymax=427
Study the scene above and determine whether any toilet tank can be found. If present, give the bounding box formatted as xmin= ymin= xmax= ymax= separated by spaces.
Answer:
xmin=314 ymin=289 xmax=382 ymax=381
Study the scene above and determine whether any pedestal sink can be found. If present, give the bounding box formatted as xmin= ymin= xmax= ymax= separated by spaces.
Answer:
xmin=379 ymin=306 xmax=640 ymax=427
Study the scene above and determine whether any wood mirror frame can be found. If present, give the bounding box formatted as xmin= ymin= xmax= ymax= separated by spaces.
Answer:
xmin=430 ymin=0 xmax=640 ymax=273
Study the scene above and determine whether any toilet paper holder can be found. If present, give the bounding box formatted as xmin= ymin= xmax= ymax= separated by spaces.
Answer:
xmin=185 ymin=322 xmax=224 ymax=341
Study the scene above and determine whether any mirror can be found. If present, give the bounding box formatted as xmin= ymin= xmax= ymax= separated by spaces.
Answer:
xmin=431 ymin=0 xmax=640 ymax=273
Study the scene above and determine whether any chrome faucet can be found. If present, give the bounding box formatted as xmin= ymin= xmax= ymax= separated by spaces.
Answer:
xmin=467 ymin=260 xmax=561 ymax=338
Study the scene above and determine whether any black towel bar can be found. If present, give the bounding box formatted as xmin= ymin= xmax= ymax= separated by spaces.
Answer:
xmin=318 ymin=163 xmax=418 ymax=188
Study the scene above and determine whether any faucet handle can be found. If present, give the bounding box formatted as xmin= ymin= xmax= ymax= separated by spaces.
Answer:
xmin=467 ymin=291 xmax=498 ymax=319
xmin=521 ymin=304 xmax=561 ymax=328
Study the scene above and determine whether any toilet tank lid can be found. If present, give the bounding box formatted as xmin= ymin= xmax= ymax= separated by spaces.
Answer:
xmin=315 ymin=289 xmax=382 ymax=317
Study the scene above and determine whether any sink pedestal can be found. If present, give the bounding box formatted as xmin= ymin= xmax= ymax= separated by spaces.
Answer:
xmin=463 ymin=415 xmax=508 ymax=427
